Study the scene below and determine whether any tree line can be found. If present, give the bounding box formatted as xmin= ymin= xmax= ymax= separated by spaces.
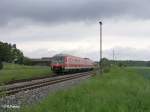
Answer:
xmin=0 ymin=41 xmax=24 ymax=69
xmin=110 ymin=60 xmax=150 ymax=67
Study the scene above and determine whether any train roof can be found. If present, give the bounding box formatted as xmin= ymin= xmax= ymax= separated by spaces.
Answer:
xmin=53 ymin=54 xmax=93 ymax=61
xmin=53 ymin=54 xmax=70 ymax=57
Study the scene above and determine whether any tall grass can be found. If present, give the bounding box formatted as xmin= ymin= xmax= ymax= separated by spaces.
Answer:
xmin=22 ymin=67 xmax=150 ymax=112
xmin=0 ymin=63 xmax=52 ymax=84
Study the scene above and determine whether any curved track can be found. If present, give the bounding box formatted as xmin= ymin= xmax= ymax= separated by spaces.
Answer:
xmin=0 ymin=72 xmax=93 ymax=96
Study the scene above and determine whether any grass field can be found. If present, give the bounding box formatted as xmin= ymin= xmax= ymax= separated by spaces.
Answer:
xmin=21 ymin=66 xmax=150 ymax=112
xmin=0 ymin=63 xmax=52 ymax=84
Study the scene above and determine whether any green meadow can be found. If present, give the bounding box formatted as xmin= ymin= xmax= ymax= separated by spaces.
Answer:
xmin=0 ymin=63 xmax=52 ymax=84
xmin=22 ymin=66 xmax=150 ymax=112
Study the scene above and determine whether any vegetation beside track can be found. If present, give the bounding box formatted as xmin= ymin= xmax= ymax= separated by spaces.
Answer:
xmin=22 ymin=66 xmax=150 ymax=112
xmin=0 ymin=63 xmax=52 ymax=84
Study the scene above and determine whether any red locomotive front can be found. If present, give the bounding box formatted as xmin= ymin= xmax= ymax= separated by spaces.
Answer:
xmin=51 ymin=54 xmax=66 ymax=73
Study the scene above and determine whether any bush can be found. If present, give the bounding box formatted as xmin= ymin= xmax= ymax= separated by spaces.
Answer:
xmin=100 ymin=58 xmax=111 ymax=73
xmin=118 ymin=62 xmax=127 ymax=67
xmin=0 ymin=60 xmax=3 ymax=70
xmin=23 ymin=57 xmax=33 ymax=65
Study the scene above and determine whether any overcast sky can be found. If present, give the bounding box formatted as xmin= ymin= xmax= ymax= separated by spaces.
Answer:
xmin=1 ymin=0 xmax=150 ymax=61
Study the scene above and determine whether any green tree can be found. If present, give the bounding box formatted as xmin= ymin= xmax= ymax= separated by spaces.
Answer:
xmin=12 ymin=48 xmax=24 ymax=64
xmin=0 ymin=41 xmax=24 ymax=64
xmin=147 ymin=61 xmax=150 ymax=67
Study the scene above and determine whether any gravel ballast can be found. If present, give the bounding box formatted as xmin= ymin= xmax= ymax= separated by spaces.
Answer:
xmin=0 ymin=75 xmax=91 ymax=112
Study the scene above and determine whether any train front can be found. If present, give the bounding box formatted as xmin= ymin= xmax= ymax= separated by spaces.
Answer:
xmin=51 ymin=55 xmax=65 ymax=73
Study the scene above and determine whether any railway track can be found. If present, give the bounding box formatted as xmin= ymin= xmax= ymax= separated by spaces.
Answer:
xmin=0 ymin=72 xmax=93 ymax=96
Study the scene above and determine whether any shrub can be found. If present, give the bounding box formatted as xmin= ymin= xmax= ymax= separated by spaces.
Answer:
xmin=23 ymin=57 xmax=33 ymax=65
xmin=118 ymin=62 xmax=126 ymax=67
xmin=0 ymin=60 xmax=3 ymax=70
xmin=100 ymin=58 xmax=111 ymax=73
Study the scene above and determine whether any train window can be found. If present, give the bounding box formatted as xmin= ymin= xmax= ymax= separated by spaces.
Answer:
xmin=52 ymin=56 xmax=64 ymax=64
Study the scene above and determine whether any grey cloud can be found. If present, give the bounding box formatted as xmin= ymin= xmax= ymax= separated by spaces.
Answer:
xmin=24 ymin=49 xmax=58 ymax=58
xmin=24 ymin=47 xmax=150 ymax=61
xmin=84 ymin=47 xmax=150 ymax=61
xmin=104 ymin=47 xmax=150 ymax=61
xmin=0 ymin=0 xmax=150 ymax=26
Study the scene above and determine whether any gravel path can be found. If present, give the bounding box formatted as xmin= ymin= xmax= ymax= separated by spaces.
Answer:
xmin=0 ymin=75 xmax=91 ymax=112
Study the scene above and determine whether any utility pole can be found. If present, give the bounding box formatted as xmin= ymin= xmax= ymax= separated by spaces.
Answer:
xmin=99 ymin=21 xmax=102 ymax=74
xmin=113 ymin=49 xmax=115 ymax=65
xmin=113 ymin=49 xmax=115 ymax=61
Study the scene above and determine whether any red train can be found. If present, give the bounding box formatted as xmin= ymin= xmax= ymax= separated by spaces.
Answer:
xmin=51 ymin=54 xmax=94 ymax=73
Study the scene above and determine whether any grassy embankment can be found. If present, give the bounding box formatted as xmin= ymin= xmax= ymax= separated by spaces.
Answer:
xmin=0 ymin=63 xmax=52 ymax=84
xmin=22 ymin=66 xmax=150 ymax=112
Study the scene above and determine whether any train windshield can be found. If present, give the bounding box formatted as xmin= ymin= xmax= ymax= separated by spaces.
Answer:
xmin=52 ymin=56 xmax=64 ymax=64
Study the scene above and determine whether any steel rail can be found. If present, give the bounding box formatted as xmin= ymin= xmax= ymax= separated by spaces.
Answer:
xmin=0 ymin=72 xmax=92 ymax=96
